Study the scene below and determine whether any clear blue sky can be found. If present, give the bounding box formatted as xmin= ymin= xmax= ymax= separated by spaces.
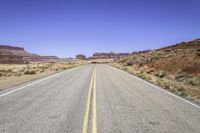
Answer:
xmin=0 ymin=0 xmax=200 ymax=58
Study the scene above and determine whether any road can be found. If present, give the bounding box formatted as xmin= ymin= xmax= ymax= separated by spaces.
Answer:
xmin=0 ymin=64 xmax=199 ymax=133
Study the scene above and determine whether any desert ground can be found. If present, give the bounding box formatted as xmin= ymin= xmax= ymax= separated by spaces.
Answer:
xmin=0 ymin=60 xmax=85 ymax=90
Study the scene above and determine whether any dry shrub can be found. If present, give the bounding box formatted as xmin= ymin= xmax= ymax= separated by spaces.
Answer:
xmin=24 ymin=70 xmax=36 ymax=75
xmin=40 ymin=70 xmax=45 ymax=73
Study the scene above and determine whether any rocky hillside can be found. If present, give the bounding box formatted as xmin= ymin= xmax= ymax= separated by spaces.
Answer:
xmin=119 ymin=38 xmax=200 ymax=76
xmin=113 ymin=38 xmax=200 ymax=102
xmin=0 ymin=45 xmax=59 ymax=64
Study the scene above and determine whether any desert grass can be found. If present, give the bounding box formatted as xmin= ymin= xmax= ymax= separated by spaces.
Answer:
xmin=0 ymin=61 xmax=85 ymax=90
xmin=110 ymin=63 xmax=200 ymax=103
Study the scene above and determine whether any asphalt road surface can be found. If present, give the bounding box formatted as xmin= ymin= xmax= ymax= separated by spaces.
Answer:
xmin=0 ymin=64 xmax=199 ymax=133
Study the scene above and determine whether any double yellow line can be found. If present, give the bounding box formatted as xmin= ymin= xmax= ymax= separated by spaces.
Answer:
xmin=82 ymin=67 xmax=97 ymax=133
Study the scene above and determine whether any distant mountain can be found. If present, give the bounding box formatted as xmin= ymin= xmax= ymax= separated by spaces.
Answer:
xmin=0 ymin=45 xmax=32 ymax=57
xmin=0 ymin=45 xmax=59 ymax=64
xmin=89 ymin=52 xmax=131 ymax=59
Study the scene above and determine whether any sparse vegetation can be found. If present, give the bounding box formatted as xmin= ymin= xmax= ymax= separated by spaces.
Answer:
xmin=110 ymin=38 xmax=200 ymax=103
xmin=24 ymin=70 xmax=36 ymax=75
xmin=0 ymin=61 xmax=85 ymax=90
xmin=126 ymin=60 xmax=134 ymax=66
xmin=111 ymin=63 xmax=200 ymax=103
xmin=123 ymin=67 xmax=128 ymax=72
xmin=40 ymin=70 xmax=45 ymax=73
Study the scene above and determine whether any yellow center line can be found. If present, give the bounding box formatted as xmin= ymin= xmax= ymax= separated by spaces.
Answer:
xmin=82 ymin=66 xmax=97 ymax=133
xmin=92 ymin=67 xmax=97 ymax=133
xmin=82 ymin=69 xmax=94 ymax=133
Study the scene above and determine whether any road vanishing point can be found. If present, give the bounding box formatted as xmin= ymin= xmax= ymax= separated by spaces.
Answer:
xmin=0 ymin=64 xmax=200 ymax=133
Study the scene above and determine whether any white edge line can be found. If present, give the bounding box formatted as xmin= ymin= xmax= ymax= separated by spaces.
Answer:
xmin=0 ymin=66 xmax=82 ymax=98
xmin=110 ymin=65 xmax=200 ymax=109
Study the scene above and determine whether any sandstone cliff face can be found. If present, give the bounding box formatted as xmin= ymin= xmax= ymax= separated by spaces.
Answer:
xmin=0 ymin=45 xmax=59 ymax=64
xmin=0 ymin=45 xmax=28 ymax=64
xmin=0 ymin=45 xmax=32 ymax=57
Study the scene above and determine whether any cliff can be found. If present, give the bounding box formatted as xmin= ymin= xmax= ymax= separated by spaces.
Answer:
xmin=0 ymin=45 xmax=59 ymax=64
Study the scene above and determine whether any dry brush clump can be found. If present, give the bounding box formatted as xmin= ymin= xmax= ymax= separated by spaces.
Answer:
xmin=24 ymin=70 xmax=37 ymax=75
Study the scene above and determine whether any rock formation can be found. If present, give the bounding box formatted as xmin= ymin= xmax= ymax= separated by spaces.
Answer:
xmin=0 ymin=45 xmax=59 ymax=64
xmin=76 ymin=54 xmax=86 ymax=60
xmin=90 ymin=52 xmax=130 ymax=59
